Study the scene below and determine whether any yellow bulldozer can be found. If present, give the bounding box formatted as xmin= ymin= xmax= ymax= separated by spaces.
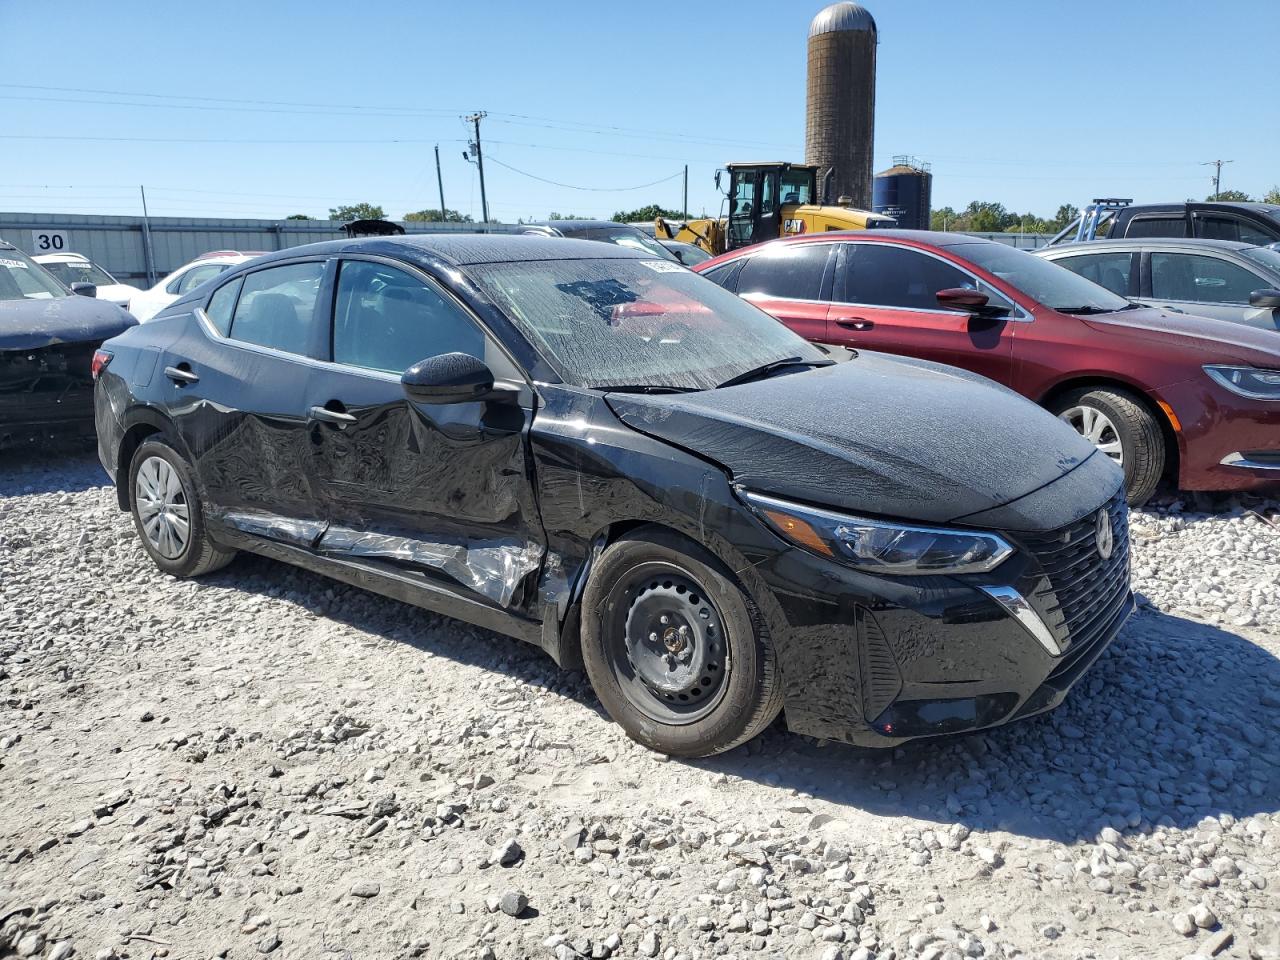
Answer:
xmin=655 ymin=161 xmax=895 ymax=256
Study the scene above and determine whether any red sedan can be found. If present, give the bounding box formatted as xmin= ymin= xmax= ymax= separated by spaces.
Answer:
xmin=694 ymin=231 xmax=1280 ymax=504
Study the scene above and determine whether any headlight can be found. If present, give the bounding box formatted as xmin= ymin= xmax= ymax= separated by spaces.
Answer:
xmin=741 ymin=491 xmax=1013 ymax=576
xmin=1204 ymin=365 xmax=1280 ymax=400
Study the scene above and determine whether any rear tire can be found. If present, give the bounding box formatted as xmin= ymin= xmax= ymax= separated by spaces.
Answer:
xmin=580 ymin=527 xmax=783 ymax=757
xmin=1051 ymin=387 xmax=1164 ymax=507
xmin=128 ymin=439 xmax=235 ymax=578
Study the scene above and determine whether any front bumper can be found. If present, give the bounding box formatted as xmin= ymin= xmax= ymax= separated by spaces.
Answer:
xmin=752 ymin=491 xmax=1132 ymax=748
xmin=1160 ymin=378 xmax=1280 ymax=493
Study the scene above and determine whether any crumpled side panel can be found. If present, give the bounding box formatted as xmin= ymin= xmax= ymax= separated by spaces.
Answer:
xmin=317 ymin=526 xmax=542 ymax=608
xmin=213 ymin=509 xmax=327 ymax=549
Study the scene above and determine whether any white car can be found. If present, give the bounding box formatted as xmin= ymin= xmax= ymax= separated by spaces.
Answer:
xmin=33 ymin=252 xmax=139 ymax=307
xmin=128 ymin=251 xmax=264 ymax=322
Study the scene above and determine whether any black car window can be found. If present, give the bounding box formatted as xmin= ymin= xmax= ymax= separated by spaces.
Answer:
xmin=1124 ymin=216 xmax=1187 ymax=239
xmin=844 ymin=243 xmax=989 ymax=311
xmin=228 ymin=262 xmax=324 ymax=354
xmin=736 ymin=244 xmax=831 ymax=301
xmin=205 ymin=277 xmax=243 ymax=336
xmin=333 ymin=260 xmax=485 ymax=374
xmin=1150 ymin=253 xmax=1265 ymax=304
xmin=1195 ymin=215 xmax=1278 ymax=246
xmin=1053 ymin=252 xmax=1133 ymax=296
xmin=700 ymin=261 xmax=741 ymax=291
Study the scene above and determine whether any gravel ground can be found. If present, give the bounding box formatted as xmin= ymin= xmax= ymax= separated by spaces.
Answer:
xmin=1 ymin=449 xmax=1278 ymax=960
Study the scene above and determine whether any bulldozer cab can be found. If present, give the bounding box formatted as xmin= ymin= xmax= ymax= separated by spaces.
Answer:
xmin=722 ymin=162 xmax=817 ymax=250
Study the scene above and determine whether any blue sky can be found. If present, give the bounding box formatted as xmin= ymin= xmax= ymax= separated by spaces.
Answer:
xmin=1 ymin=0 xmax=1276 ymax=223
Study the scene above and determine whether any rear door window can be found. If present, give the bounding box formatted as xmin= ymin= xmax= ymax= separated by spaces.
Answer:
xmin=205 ymin=277 xmax=243 ymax=336
xmin=228 ymin=261 xmax=325 ymax=355
xmin=1124 ymin=216 xmax=1188 ymax=238
xmin=332 ymin=259 xmax=486 ymax=374
xmin=735 ymin=244 xmax=832 ymax=301
xmin=1051 ymin=252 xmax=1135 ymax=296
xmin=1150 ymin=253 xmax=1266 ymax=304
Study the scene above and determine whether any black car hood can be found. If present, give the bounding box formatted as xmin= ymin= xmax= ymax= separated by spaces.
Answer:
xmin=0 ymin=295 xmax=136 ymax=351
xmin=606 ymin=352 xmax=1100 ymax=526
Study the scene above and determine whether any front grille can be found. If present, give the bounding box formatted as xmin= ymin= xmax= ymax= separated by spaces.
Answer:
xmin=1016 ymin=491 xmax=1130 ymax=674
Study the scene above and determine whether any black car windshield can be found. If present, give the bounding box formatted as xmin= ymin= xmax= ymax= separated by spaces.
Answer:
xmin=956 ymin=242 xmax=1131 ymax=313
xmin=467 ymin=257 xmax=825 ymax=390
xmin=1241 ymin=244 xmax=1280 ymax=274
xmin=0 ymin=249 xmax=68 ymax=301
xmin=40 ymin=259 xmax=117 ymax=287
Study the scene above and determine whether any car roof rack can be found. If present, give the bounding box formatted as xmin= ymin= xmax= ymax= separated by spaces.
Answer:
xmin=1075 ymin=199 xmax=1133 ymax=242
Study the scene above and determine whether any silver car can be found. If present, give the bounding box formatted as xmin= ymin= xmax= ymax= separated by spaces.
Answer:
xmin=1036 ymin=238 xmax=1280 ymax=331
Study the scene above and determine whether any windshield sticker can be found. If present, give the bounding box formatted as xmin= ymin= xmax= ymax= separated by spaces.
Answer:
xmin=0 ymin=258 xmax=30 ymax=269
xmin=638 ymin=259 xmax=685 ymax=274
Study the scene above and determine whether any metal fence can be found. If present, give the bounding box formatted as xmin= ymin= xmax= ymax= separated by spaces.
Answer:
xmin=0 ymin=213 xmax=523 ymax=288
xmin=959 ymin=231 xmax=1056 ymax=250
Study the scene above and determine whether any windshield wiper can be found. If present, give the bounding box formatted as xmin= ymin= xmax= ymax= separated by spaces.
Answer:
xmin=716 ymin=357 xmax=833 ymax=389
xmin=594 ymin=384 xmax=699 ymax=394
xmin=1052 ymin=305 xmax=1116 ymax=315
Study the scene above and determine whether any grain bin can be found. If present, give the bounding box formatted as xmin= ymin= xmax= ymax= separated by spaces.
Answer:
xmin=873 ymin=157 xmax=932 ymax=230
xmin=805 ymin=2 xmax=877 ymax=211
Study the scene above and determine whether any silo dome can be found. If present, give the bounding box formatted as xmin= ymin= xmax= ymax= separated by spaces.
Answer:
xmin=805 ymin=2 xmax=878 ymax=209
xmin=808 ymin=2 xmax=876 ymax=38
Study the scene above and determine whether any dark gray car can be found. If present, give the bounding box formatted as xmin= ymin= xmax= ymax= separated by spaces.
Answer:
xmin=1037 ymin=238 xmax=1280 ymax=331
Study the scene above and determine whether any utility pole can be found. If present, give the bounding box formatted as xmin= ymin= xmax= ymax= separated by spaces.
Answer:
xmin=139 ymin=185 xmax=156 ymax=286
xmin=1201 ymin=159 xmax=1234 ymax=198
xmin=682 ymin=165 xmax=688 ymax=221
xmin=434 ymin=144 xmax=447 ymax=223
xmin=463 ymin=112 xmax=489 ymax=223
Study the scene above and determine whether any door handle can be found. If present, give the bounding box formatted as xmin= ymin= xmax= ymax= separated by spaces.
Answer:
xmin=308 ymin=405 xmax=357 ymax=427
xmin=164 ymin=364 xmax=199 ymax=385
xmin=834 ymin=316 xmax=874 ymax=331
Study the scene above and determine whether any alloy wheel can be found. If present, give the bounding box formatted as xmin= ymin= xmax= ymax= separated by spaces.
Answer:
xmin=134 ymin=455 xmax=191 ymax=560
xmin=1058 ymin=404 xmax=1124 ymax=466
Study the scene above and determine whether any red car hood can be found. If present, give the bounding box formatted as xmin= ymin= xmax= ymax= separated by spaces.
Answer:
xmin=1080 ymin=307 xmax=1280 ymax=366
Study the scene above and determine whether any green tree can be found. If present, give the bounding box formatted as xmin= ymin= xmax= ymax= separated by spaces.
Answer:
xmin=329 ymin=202 xmax=386 ymax=222
xmin=285 ymin=213 xmax=315 ymax=220
xmin=1050 ymin=203 xmax=1079 ymax=232
xmin=547 ymin=212 xmax=589 ymax=220
xmin=612 ymin=203 xmax=686 ymax=223
xmin=1207 ymin=190 xmax=1252 ymax=202
xmin=965 ymin=201 xmax=1008 ymax=233
xmin=930 ymin=206 xmax=960 ymax=231
xmin=1265 ymin=186 xmax=1280 ymax=204
xmin=404 ymin=208 xmax=473 ymax=223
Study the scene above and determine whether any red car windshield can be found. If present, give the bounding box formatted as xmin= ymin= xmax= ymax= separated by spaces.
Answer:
xmin=955 ymin=241 xmax=1132 ymax=314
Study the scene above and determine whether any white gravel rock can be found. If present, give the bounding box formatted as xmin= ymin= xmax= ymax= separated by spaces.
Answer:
xmin=0 ymin=453 xmax=1277 ymax=960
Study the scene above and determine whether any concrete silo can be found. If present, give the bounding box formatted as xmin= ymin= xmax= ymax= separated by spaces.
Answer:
xmin=805 ymin=2 xmax=877 ymax=210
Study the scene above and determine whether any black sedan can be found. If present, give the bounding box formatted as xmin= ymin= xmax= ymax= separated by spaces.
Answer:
xmin=1 ymin=241 xmax=135 ymax=450
xmin=94 ymin=235 xmax=1131 ymax=756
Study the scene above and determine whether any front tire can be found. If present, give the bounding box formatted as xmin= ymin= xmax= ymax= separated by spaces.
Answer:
xmin=580 ymin=527 xmax=783 ymax=757
xmin=129 ymin=439 xmax=235 ymax=577
xmin=1051 ymin=387 xmax=1165 ymax=507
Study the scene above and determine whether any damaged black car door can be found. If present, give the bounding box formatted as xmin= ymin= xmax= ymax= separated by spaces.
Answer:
xmin=301 ymin=256 xmax=543 ymax=609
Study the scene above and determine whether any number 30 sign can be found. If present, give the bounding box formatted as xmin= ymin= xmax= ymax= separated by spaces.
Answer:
xmin=31 ymin=230 xmax=69 ymax=252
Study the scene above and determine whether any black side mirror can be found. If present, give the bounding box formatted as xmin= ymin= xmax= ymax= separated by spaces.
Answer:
xmin=402 ymin=352 xmax=513 ymax=404
xmin=70 ymin=282 xmax=97 ymax=298
xmin=1249 ymin=288 xmax=1280 ymax=309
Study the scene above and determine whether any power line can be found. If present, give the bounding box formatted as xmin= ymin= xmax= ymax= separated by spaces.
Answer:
xmin=484 ymin=157 xmax=682 ymax=192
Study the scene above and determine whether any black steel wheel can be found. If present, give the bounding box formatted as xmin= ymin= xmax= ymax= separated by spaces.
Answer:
xmin=580 ymin=526 xmax=783 ymax=757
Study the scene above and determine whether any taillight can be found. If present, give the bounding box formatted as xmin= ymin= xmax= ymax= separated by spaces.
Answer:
xmin=91 ymin=349 xmax=113 ymax=380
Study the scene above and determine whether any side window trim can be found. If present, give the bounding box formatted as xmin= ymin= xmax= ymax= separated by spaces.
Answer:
xmin=834 ymin=242 xmax=1028 ymax=320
